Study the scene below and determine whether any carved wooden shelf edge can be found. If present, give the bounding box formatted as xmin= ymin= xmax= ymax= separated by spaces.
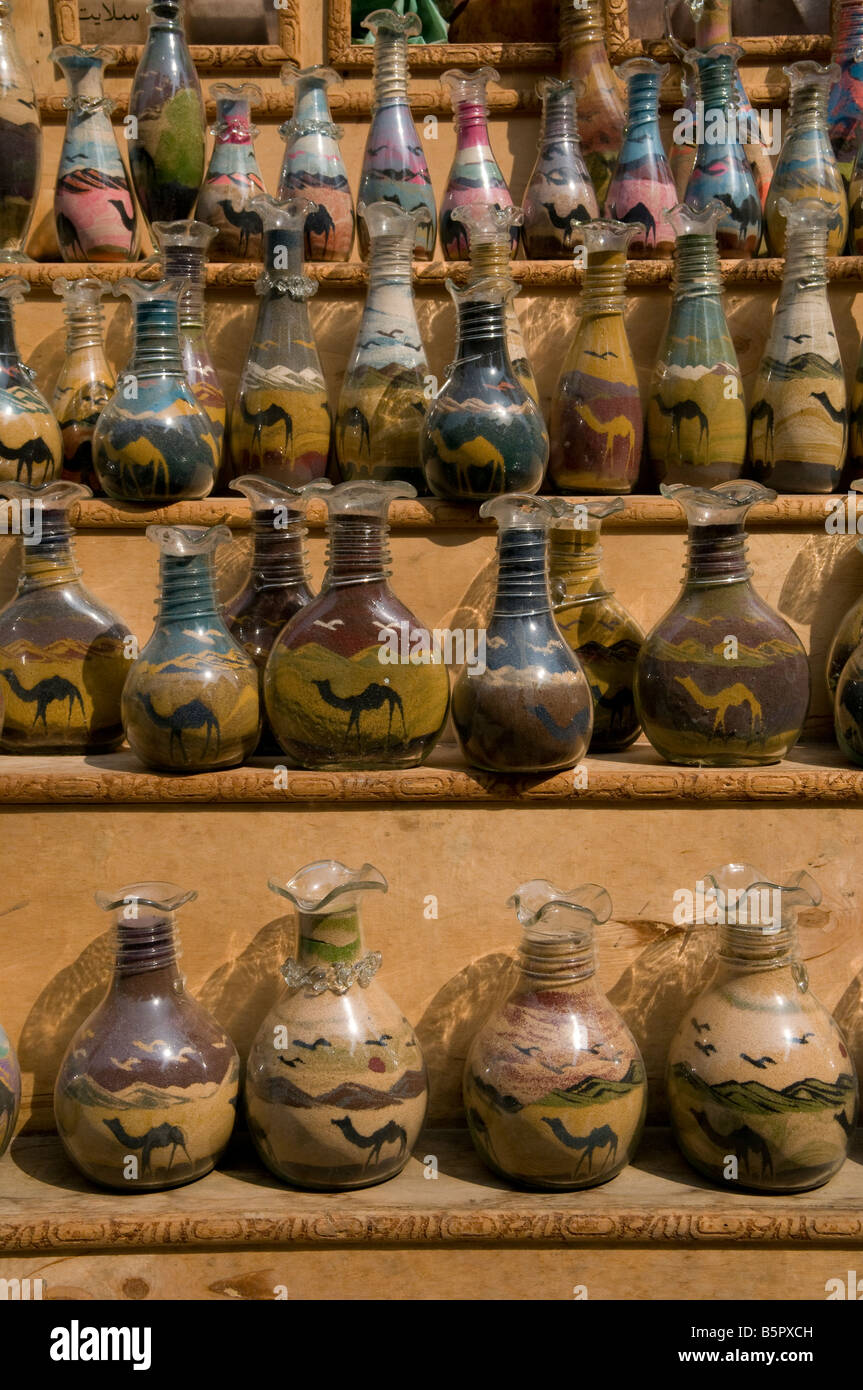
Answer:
xmin=2 ymin=1132 xmax=863 ymax=1252
xmin=57 ymin=495 xmax=842 ymax=531
xmin=8 ymin=259 xmax=863 ymax=290
xmin=0 ymin=746 xmax=859 ymax=805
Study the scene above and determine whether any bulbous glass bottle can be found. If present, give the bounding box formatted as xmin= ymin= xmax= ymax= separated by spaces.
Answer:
xmin=464 ymin=878 xmax=647 ymax=1190
xmin=93 ymin=279 xmax=218 ymax=503
xmin=246 ymin=860 xmax=428 ymax=1190
xmin=223 ymin=474 xmax=325 ymax=754
xmin=605 ymin=58 xmax=677 ymax=258
xmin=0 ymin=278 xmax=62 ymax=486
xmin=749 ymin=199 xmax=846 ymax=495
xmin=665 ymin=0 xmax=773 ymax=206
xmin=128 ymin=0 xmax=206 ymax=227
xmin=441 ymin=67 xmax=514 ymax=261
xmin=549 ymin=497 xmax=643 ymax=753
xmin=229 ymin=195 xmax=331 ymax=487
xmin=683 ymin=43 xmax=763 ymax=257
xmin=452 ymin=494 xmax=593 ymax=773
xmin=152 ymin=220 xmax=226 ymax=473
xmin=0 ymin=1016 xmax=19 ymax=1158
xmin=0 ymin=480 xmax=131 ymax=753
xmin=278 ymin=65 xmax=354 ymax=262
xmin=767 ymin=62 xmax=847 ymax=257
xmin=336 ymin=202 xmax=428 ymax=487
xmin=456 ymin=203 xmax=538 ymax=404
xmin=264 ymin=481 xmax=450 ymax=770
xmin=0 ymin=0 xmax=41 ymax=263
xmin=51 ymin=278 xmax=115 ymax=491
xmin=826 ymin=524 xmax=863 ymax=699
xmin=123 ymin=524 xmax=260 ymax=771
xmin=549 ymin=219 xmax=643 ymax=494
xmin=421 ymin=277 xmax=548 ymax=501
xmin=829 ymin=0 xmax=863 ymax=183
xmin=647 ymin=202 xmax=746 ymax=487
xmin=667 ymin=864 xmax=857 ymax=1193
xmin=55 ymin=882 xmax=239 ymax=1192
xmin=521 ymin=77 xmax=598 ymax=259
xmin=51 ymin=44 xmax=138 ymax=262
xmin=195 ymin=82 xmax=266 ymax=261
xmin=559 ymin=0 xmax=624 ymax=208
xmin=357 ymin=10 xmax=436 ymax=260
xmin=634 ymin=481 xmax=810 ymax=766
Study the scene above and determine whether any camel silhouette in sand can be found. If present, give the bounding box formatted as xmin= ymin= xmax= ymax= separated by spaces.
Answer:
xmin=313 ymin=677 xmax=406 ymax=752
xmin=331 ymin=1115 xmax=407 ymax=1168
xmin=675 ymin=675 xmax=763 ymax=736
xmin=692 ymin=1108 xmax=773 ymax=1180
xmin=103 ymin=1117 xmax=191 ymax=1175
xmin=0 ymin=669 xmax=85 ymax=729
xmin=135 ymin=690 xmax=221 ymax=764
xmin=541 ymin=1117 xmax=619 ymax=1174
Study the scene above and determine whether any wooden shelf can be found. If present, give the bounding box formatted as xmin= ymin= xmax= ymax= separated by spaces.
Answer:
xmin=7 ymin=259 xmax=863 ymax=290
xmin=3 ymin=1128 xmax=862 ymax=1254
xmin=47 ymin=494 xmax=850 ymax=532
xmin=0 ymin=742 xmax=856 ymax=805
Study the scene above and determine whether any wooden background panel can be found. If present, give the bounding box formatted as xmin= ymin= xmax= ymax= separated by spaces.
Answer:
xmin=0 ymin=1244 xmax=851 ymax=1299
xmin=2 ymin=801 xmax=862 ymax=1129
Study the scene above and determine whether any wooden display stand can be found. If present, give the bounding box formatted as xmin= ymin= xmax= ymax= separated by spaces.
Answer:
xmin=1 ymin=0 xmax=862 ymax=1302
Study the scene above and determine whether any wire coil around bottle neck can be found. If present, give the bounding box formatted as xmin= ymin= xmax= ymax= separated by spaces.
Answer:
xmin=157 ymin=551 xmax=220 ymax=623
xmin=324 ymin=515 xmax=393 ymax=587
xmin=673 ymin=235 xmax=723 ymax=299
xmin=492 ymin=527 xmax=553 ymax=617
xmin=518 ymin=930 xmax=596 ymax=985
xmin=115 ymin=913 xmax=182 ymax=975
xmin=251 ymin=510 xmax=310 ymax=589
xmin=19 ymin=513 xmax=82 ymax=591
xmin=684 ymin=525 xmax=751 ymax=587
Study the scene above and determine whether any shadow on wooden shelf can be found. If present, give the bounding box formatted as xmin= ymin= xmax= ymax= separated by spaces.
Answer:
xmin=2 ymin=1129 xmax=862 ymax=1253
xmin=0 ymin=741 xmax=859 ymax=804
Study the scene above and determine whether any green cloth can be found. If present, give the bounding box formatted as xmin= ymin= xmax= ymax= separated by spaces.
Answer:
xmin=351 ymin=0 xmax=450 ymax=43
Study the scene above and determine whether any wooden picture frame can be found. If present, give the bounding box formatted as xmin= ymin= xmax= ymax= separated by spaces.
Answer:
xmin=51 ymin=0 xmax=301 ymax=70
xmin=604 ymin=0 xmax=832 ymax=61
xmin=326 ymin=0 xmax=557 ymax=69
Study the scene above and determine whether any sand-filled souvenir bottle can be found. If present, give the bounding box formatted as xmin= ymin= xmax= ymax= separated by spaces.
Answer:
xmin=0 ymin=279 xmax=62 ymax=486
xmin=550 ymin=497 xmax=643 ymax=753
xmin=549 ymin=219 xmax=642 ymax=494
xmin=0 ymin=0 xmax=39 ymax=263
xmin=196 ymin=82 xmax=266 ymax=261
xmin=230 ymin=195 xmax=330 ymax=486
xmin=336 ymin=202 xmax=428 ymax=487
xmin=767 ymin=63 xmax=847 ymax=257
xmin=521 ymin=77 xmax=598 ymax=259
xmin=647 ymin=202 xmax=746 ymax=487
xmin=93 ymin=279 xmax=218 ymax=503
xmin=830 ymin=0 xmax=863 ymax=183
xmin=668 ymin=864 xmax=856 ymax=1193
xmin=223 ymin=475 xmax=325 ymax=753
xmin=421 ymin=276 xmax=548 ymax=501
xmin=634 ymin=481 xmax=810 ymax=766
xmin=123 ymin=524 xmax=260 ymax=771
xmin=826 ymin=507 xmax=863 ymax=699
xmin=457 ymin=203 xmax=538 ymax=403
xmin=605 ymin=58 xmax=676 ymax=258
xmin=152 ymin=220 xmax=225 ymax=472
xmin=245 ymin=860 xmax=428 ymax=1190
xmin=51 ymin=277 xmax=115 ymax=490
xmin=0 ymin=480 xmax=131 ymax=753
xmin=749 ymin=199 xmax=846 ymax=495
xmin=128 ymin=0 xmax=205 ymax=227
xmin=0 ymin=1017 xmax=19 ymax=1158
xmin=264 ymin=481 xmax=450 ymax=770
xmin=452 ymin=495 xmax=593 ymax=773
xmin=441 ymin=66 xmax=514 ymax=260
xmin=666 ymin=0 xmax=773 ymax=206
xmin=464 ymin=878 xmax=646 ymax=1189
xmin=357 ymin=10 xmax=436 ymax=260
xmin=683 ymin=44 xmax=762 ymax=257
xmin=559 ymin=0 xmax=624 ymax=207
xmin=55 ymin=882 xmax=239 ymax=1191
xmin=278 ymin=65 xmax=354 ymax=262
xmin=51 ymin=44 xmax=138 ymax=262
